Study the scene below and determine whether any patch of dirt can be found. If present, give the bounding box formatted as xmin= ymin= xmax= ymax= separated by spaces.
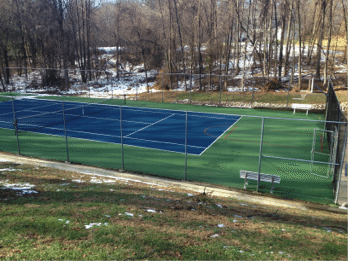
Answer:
xmin=260 ymin=78 xmax=287 ymax=92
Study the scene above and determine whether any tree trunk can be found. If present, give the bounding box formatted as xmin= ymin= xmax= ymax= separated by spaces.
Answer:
xmin=315 ymin=0 xmax=326 ymax=79
xmin=173 ymin=0 xmax=186 ymax=91
xmin=198 ymin=0 xmax=203 ymax=90
xmin=142 ymin=51 xmax=149 ymax=92
xmin=284 ymin=0 xmax=293 ymax=76
xmin=0 ymin=71 xmax=5 ymax=92
xmin=323 ymin=0 xmax=332 ymax=84
xmin=278 ymin=1 xmax=287 ymax=80
xmin=297 ymin=0 xmax=302 ymax=88
xmin=86 ymin=0 xmax=92 ymax=81
xmin=3 ymin=48 xmax=10 ymax=84
xmin=273 ymin=0 xmax=278 ymax=79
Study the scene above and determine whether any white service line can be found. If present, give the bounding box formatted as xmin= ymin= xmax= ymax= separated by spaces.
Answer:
xmin=65 ymin=113 xmax=150 ymax=125
xmin=198 ymin=116 xmax=242 ymax=156
xmin=125 ymin=113 xmax=175 ymax=137
xmin=16 ymin=101 xmax=64 ymax=114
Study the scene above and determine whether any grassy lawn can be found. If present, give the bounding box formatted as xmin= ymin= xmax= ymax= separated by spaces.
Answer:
xmin=0 ymin=162 xmax=346 ymax=260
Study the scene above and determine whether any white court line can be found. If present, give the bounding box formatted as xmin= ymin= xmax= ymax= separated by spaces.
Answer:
xmin=65 ymin=113 xmax=150 ymax=125
xmin=0 ymin=111 xmax=13 ymax=117
xmin=125 ymin=113 xmax=175 ymax=137
xmin=34 ymin=97 xmax=334 ymax=123
xmin=1 ymin=127 xmax=201 ymax=155
xmin=198 ymin=116 xmax=242 ymax=156
xmin=18 ymin=100 xmax=63 ymax=111
xmin=122 ymin=135 xmax=206 ymax=149
xmin=15 ymin=123 xmax=206 ymax=149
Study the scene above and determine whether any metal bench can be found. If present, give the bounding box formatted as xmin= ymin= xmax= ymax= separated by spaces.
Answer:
xmin=240 ymin=170 xmax=281 ymax=194
xmin=291 ymin=103 xmax=312 ymax=115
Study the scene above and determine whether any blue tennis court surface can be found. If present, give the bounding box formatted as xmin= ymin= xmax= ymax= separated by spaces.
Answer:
xmin=0 ymin=98 xmax=241 ymax=155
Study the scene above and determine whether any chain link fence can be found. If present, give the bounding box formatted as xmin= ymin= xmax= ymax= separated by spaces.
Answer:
xmin=325 ymin=80 xmax=348 ymax=204
xmin=0 ymin=68 xmax=347 ymax=204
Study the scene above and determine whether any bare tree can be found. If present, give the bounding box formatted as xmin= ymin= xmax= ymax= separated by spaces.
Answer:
xmin=315 ymin=0 xmax=327 ymax=79
xmin=297 ymin=0 xmax=302 ymax=88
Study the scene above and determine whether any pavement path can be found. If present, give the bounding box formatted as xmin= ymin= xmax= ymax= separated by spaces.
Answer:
xmin=0 ymin=152 xmax=346 ymax=214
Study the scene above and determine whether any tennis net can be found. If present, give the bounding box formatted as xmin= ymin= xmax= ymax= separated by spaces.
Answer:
xmin=15 ymin=98 xmax=115 ymax=131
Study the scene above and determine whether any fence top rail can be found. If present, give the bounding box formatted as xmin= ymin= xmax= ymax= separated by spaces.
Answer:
xmin=13 ymin=96 xmax=346 ymax=125
xmin=159 ymin=72 xmax=329 ymax=80
xmin=1 ymin=67 xmax=333 ymax=81
xmin=313 ymin=83 xmax=328 ymax=96
xmin=2 ymin=67 xmax=111 ymax=73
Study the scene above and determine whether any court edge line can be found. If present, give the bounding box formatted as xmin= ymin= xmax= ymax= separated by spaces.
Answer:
xmin=4 ymin=122 xmax=206 ymax=149
xmin=31 ymin=97 xmax=342 ymax=123
xmin=17 ymin=97 xmax=241 ymax=121
xmin=125 ymin=113 xmax=175 ymax=137
xmin=198 ymin=116 xmax=242 ymax=156
xmin=0 ymin=101 xmax=63 ymax=118
xmin=0 ymin=127 xmax=202 ymax=156
xmin=22 ymin=109 xmax=151 ymax=125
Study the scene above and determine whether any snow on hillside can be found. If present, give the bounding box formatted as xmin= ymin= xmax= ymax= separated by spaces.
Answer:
xmin=3 ymin=44 xmax=347 ymax=99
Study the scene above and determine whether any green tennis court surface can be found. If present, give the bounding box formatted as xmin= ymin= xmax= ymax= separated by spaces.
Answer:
xmin=0 ymin=95 xmax=335 ymax=204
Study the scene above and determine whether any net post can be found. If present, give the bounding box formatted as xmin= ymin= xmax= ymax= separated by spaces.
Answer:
xmin=162 ymin=73 xmax=164 ymax=103
xmin=11 ymin=97 xmax=20 ymax=155
xmin=120 ymin=106 xmax=124 ymax=171
xmin=112 ymin=89 xmax=113 ymax=99
xmin=62 ymin=102 xmax=70 ymax=163
xmin=184 ymin=111 xmax=188 ymax=180
xmin=189 ymin=74 xmax=192 ymax=105
xmin=219 ymin=75 xmax=222 ymax=107
xmin=89 ymin=87 xmax=90 ymax=98
xmin=123 ymin=94 xmax=126 ymax=105
xmin=257 ymin=117 xmax=265 ymax=192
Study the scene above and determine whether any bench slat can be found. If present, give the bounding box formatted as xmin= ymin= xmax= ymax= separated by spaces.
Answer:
xmin=291 ymin=103 xmax=312 ymax=109
xmin=240 ymin=171 xmax=281 ymax=183
xmin=240 ymin=170 xmax=281 ymax=194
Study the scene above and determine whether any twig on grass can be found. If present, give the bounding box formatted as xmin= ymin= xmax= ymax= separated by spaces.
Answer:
xmin=247 ymin=209 xmax=280 ymax=219
xmin=122 ymin=247 xmax=157 ymax=261
xmin=323 ymin=226 xmax=347 ymax=232
xmin=160 ymin=187 xmax=212 ymax=211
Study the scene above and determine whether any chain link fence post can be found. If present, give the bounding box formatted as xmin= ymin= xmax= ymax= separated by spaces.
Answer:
xmin=286 ymin=78 xmax=290 ymax=108
xmin=162 ymin=73 xmax=164 ymax=103
xmin=11 ymin=97 xmax=20 ymax=155
xmin=257 ymin=117 xmax=265 ymax=192
xmin=62 ymin=102 xmax=70 ymax=163
xmin=251 ymin=78 xmax=255 ymax=104
xmin=184 ymin=111 xmax=188 ymax=180
xmin=136 ymin=81 xmax=138 ymax=101
xmin=189 ymin=75 xmax=192 ymax=105
xmin=120 ymin=106 xmax=124 ymax=171
xmin=219 ymin=75 xmax=222 ymax=107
